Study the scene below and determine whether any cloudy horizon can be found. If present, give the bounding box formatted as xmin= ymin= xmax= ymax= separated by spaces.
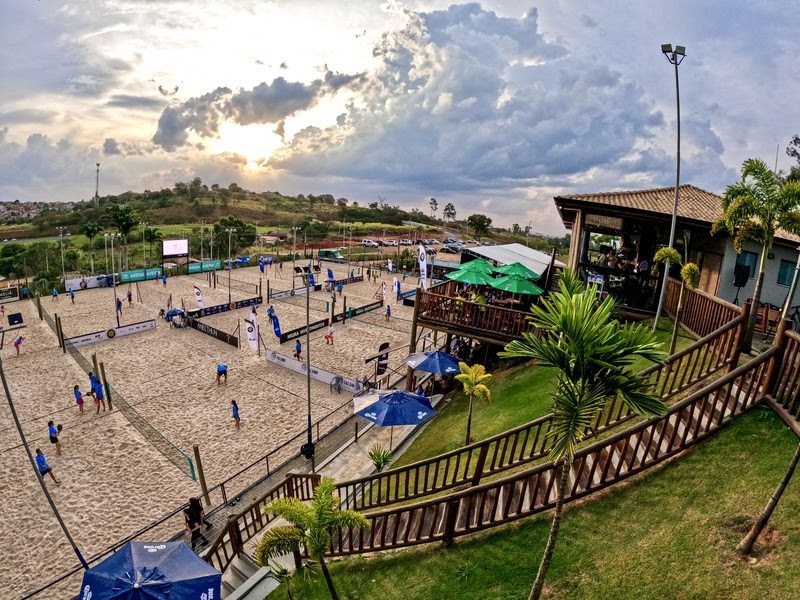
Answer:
xmin=1 ymin=1 xmax=798 ymax=235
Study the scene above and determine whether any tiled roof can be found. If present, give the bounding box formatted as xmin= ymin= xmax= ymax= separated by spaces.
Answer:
xmin=555 ymin=184 xmax=800 ymax=244
xmin=555 ymin=184 xmax=722 ymax=224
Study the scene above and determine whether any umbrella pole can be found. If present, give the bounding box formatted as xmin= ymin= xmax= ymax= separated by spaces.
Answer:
xmin=390 ymin=426 xmax=394 ymax=451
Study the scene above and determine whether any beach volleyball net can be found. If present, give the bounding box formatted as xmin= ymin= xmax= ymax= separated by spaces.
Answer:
xmin=215 ymin=272 xmax=259 ymax=296
xmin=36 ymin=298 xmax=197 ymax=480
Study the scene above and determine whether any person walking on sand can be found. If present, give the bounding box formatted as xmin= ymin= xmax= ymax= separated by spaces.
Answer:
xmin=162 ymin=274 xmax=167 ymax=287
xmin=12 ymin=335 xmax=23 ymax=356
xmin=385 ymin=304 xmax=391 ymax=322
xmin=35 ymin=449 xmax=60 ymax=485
xmin=127 ymin=289 xmax=133 ymax=307
xmin=48 ymin=420 xmax=62 ymax=455
xmin=69 ymin=288 xmax=75 ymax=304
xmin=324 ymin=324 xmax=335 ymax=345
xmin=52 ymin=287 xmax=59 ymax=301
xmin=231 ymin=400 xmax=241 ymax=430
xmin=293 ymin=340 xmax=302 ymax=360
xmin=266 ymin=304 xmax=275 ymax=324
xmin=115 ymin=297 xmax=123 ymax=316
xmin=73 ymin=385 xmax=85 ymax=415
xmin=337 ymin=281 xmax=344 ymax=297
xmin=216 ymin=363 xmax=228 ymax=385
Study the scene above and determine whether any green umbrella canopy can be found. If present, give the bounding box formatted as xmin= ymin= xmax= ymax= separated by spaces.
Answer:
xmin=490 ymin=273 xmax=544 ymax=295
xmin=493 ymin=261 xmax=541 ymax=280
xmin=445 ymin=267 xmax=497 ymax=286
xmin=456 ymin=258 xmax=496 ymax=273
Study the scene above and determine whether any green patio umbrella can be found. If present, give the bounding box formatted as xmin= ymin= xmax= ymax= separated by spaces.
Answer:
xmin=490 ymin=273 xmax=544 ymax=295
xmin=455 ymin=258 xmax=496 ymax=273
xmin=445 ymin=267 xmax=497 ymax=286
xmin=494 ymin=261 xmax=541 ymax=281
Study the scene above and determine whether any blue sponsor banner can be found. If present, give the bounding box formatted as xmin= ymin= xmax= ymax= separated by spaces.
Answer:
xmin=327 ymin=268 xmax=334 ymax=281
xmin=273 ymin=315 xmax=282 ymax=338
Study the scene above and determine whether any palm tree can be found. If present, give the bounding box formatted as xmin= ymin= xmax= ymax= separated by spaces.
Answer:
xmin=80 ymin=220 xmax=102 ymax=274
xmin=454 ymin=362 xmax=492 ymax=445
xmin=143 ymin=227 xmax=163 ymax=265
xmin=500 ymin=269 xmax=668 ymax=600
xmin=106 ymin=204 xmax=139 ymax=270
xmin=711 ymin=158 xmax=800 ymax=350
xmin=652 ymin=247 xmax=700 ymax=355
xmin=737 ymin=442 xmax=800 ymax=555
xmin=254 ymin=477 xmax=369 ymax=600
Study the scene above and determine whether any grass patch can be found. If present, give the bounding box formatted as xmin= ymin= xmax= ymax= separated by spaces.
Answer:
xmin=272 ymin=407 xmax=800 ymax=599
xmin=396 ymin=318 xmax=693 ymax=467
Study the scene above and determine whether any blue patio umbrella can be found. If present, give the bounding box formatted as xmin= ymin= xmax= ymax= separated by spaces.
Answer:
xmin=356 ymin=390 xmax=436 ymax=449
xmin=79 ymin=541 xmax=221 ymax=600
xmin=403 ymin=350 xmax=461 ymax=375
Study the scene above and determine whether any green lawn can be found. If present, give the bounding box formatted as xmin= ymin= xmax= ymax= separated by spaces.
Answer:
xmin=272 ymin=407 xmax=800 ymax=599
xmin=396 ymin=318 xmax=694 ymax=467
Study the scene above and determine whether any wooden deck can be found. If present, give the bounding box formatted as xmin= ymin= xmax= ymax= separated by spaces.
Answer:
xmin=416 ymin=280 xmax=538 ymax=345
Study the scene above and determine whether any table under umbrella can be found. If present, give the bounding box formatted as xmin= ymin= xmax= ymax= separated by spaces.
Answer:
xmin=355 ymin=390 xmax=436 ymax=449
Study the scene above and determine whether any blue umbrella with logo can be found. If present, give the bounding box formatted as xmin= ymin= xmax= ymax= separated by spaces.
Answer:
xmin=403 ymin=350 xmax=461 ymax=375
xmin=79 ymin=541 xmax=221 ymax=599
xmin=356 ymin=390 xmax=436 ymax=449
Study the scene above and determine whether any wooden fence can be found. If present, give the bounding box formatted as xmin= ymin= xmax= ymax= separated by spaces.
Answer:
xmin=324 ymin=348 xmax=773 ymax=556
xmin=664 ymin=277 xmax=741 ymax=338
xmin=334 ymin=313 xmax=745 ymax=512
xmin=767 ymin=327 xmax=800 ymax=428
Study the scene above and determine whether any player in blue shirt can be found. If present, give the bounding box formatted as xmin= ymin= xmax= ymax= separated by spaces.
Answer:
xmin=74 ymin=385 xmax=85 ymax=415
xmin=293 ymin=340 xmax=302 ymax=360
xmin=216 ymin=363 xmax=228 ymax=385
xmin=266 ymin=305 xmax=275 ymax=323
xmin=48 ymin=420 xmax=62 ymax=455
xmin=51 ymin=288 xmax=59 ymax=301
xmin=231 ymin=400 xmax=240 ymax=430
xmin=35 ymin=449 xmax=59 ymax=484
xmin=337 ymin=282 xmax=344 ymax=297
xmin=93 ymin=381 xmax=105 ymax=413
xmin=69 ymin=289 xmax=75 ymax=304
xmin=162 ymin=274 xmax=167 ymax=287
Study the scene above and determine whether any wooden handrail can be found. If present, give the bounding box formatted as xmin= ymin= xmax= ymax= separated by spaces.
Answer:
xmin=335 ymin=313 xmax=745 ymax=511
xmin=323 ymin=348 xmax=774 ymax=556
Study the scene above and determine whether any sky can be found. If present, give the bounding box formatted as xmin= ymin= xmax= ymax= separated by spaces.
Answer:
xmin=1 ymin=1 xmax=798 ymax=235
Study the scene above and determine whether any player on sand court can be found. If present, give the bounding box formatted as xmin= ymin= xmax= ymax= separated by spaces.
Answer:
xmin=216 ymin=363 xmax=228 ymax=385
xmin=231 ymin=400 xmax=241 ymax=430
xmin=35 ymin=449 xmax=60 ymax=485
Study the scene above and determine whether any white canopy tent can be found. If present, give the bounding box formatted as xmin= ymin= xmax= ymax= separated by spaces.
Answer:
xmin=464 ymin=243 xmax=564 ymax=276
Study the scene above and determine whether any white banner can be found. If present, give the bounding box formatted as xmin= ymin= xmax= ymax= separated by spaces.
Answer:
xmin=193 ymin=285 xmax=205 ymax=309
xmin=266 ymin=350 xmax=363 ymax=394
xmin=387 ymin=259 xmax=393 ymax=273
xmin=381 ymin=282 xmax=387 ymax=301
xmin=64 ymin=319 xmax=156 ymax=347
xmin=245 ymin=318 xmax=258 ymax=352
xmin=392 ymin=277 xmax=399 ymax=296
xmin=418 ymin=244 xmax=428 ymax=290
xmin=65 ymin=275 xmax=112 ymax=292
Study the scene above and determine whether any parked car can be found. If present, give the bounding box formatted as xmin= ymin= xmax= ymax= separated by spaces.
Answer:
xmin=442 ymin=237 xmax=458 ymax=244
xmin=399 ymin=238 xmax=413 ymax=246
xmin=361 ymin=239 xmax=380 ymax=248
xmin=481 ymin=240 xmax=495 ymax=246
xmin=383 ymin=239 xmax=399 ymax=246
xmin=440 ymin=244 xmax=462 ymax=254
xmin=466 ymin=239 xmax=479 ymax=245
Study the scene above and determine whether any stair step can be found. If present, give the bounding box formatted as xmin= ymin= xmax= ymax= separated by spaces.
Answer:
xmin=236 ymin=552 xmax=260 ymax=578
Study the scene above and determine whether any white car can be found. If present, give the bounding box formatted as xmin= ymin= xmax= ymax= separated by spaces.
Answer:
xmin=383 ymin=239 xmax=399 ymax=246
xmin=361 ymin=239 xmax=380 ymax=248
xmin=399 ymin=239 xmax=413 ymax=246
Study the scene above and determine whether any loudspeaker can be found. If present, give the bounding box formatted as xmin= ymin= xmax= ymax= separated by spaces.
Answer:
xmin=7 ymin=313 xmax=22 ymax=326
xmin=733 ymin=262 xmax=750 ymax=288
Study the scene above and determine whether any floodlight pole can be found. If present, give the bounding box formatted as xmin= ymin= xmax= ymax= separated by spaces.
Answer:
xmin=104 ymin=234 xmax=109 ymax=274
xmin=94 ymin=162 xmax=100 ymax=207
xmin=110 ymin=234 xmax=120 ymax=327
xmin=57 ymin=227 xmax=67 ymax=283
xmin=653 ymin=43 xmax=686 ymax=331
xmin=141 ymin=222 xmax=148 ymax=269
xmin=0 ymin=359 xmax=89 ymax=570
xmin=291 ymin=227 xmax=300 ymax=292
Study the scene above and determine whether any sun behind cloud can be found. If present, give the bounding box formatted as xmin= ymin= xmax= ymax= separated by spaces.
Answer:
xmin=207 ymin=122 xmax=284 ymax=170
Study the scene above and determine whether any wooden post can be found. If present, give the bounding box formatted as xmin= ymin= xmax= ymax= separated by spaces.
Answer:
xmin=442 ymin=499 xmax=460 ymax=545
xmin=728 ymin=300 xmax=752 ymax=372
xmin=471 ymin=444 xmax=489 ymax=486
xmin=92 ymin=353 xmax=100 ymax=377
xmin=342 ymin=295 xmax=347 ymax=323
xmin=764 ymin=318 xmax=791 ymax=396
xmin=267 ymin=279 xmax=270 ymax=300
xmin=193 ymin=444 xmax=211 ymax=506
xmin=259 ymin=278 xmax=262 ymax=300
xmin=57 ymin=315 xmax=66 ymax=353
xmin=99 ymin=362 xmax=113 ymax=409
xmin=36 ymin=295 xmax=42 ymax=320
xmin=227 ymin=514 xmax=244 ymax=555
xmin=406 ymin=288 xmax=422 ymax=391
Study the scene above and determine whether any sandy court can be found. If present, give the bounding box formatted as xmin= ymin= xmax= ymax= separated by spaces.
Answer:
xmin=0 ymin=297 xmax=197 ymax=599
xmin=1 ymin=262 xmax=419 ymax=597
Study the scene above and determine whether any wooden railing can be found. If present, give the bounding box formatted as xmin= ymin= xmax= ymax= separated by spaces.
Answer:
xmin=204 ymin=474 xmax=320 ymax=575
xmin=664 ymin=277 xmax=741 ymax=338
xmin=768 ymin=328 xmax=800 ymax=421
xmin=324 ymin=348 xmax=774 ymax=556
xmin=417 ymin=287 xmax=538 ymax=343
xmin=335 ymin=313 xmax=745 ymax=512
